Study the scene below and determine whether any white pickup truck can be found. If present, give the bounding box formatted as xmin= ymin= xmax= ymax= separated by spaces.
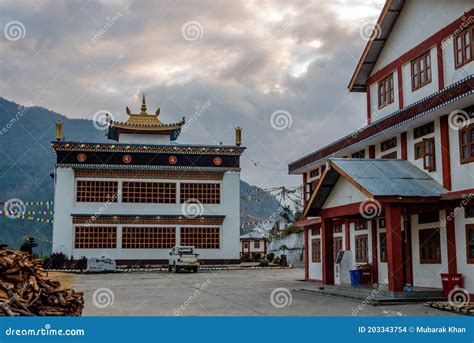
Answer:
xmin=168 ymin=246 xmax=199 ymax=273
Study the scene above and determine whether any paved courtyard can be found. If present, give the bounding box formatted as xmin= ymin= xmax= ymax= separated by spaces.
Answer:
xmin=60 ymin=268 xmax=459 ymax=316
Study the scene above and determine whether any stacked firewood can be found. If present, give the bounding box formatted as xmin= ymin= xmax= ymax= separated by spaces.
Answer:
xmin=0 ymin=248 xmax=84 ymax=316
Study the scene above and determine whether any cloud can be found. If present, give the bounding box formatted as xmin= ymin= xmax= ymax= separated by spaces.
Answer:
xmin=0 ymin=0 xmax=384 ymax=188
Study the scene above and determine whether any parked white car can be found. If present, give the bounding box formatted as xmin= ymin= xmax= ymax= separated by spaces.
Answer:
xmin=168 ymin=246 xmax=199 ymax=273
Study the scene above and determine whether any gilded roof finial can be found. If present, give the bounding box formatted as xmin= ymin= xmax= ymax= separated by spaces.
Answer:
xmin=141 ymin=93 xmax=147 ymax=114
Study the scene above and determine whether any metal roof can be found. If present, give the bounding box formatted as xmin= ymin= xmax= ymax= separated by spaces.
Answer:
xmin=331 ymin=158 xmax=447 ymax=197
xmin=348 ymin=0 xmax=405 ymax=92
xmin=304 ymin=158 xmax=447 ymax=216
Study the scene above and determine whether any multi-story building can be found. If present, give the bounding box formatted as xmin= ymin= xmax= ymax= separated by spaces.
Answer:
xmin=51 ymin=96 xmax=244 ymax=265
xmin=289 ymin=0 xmax=474 ymax=295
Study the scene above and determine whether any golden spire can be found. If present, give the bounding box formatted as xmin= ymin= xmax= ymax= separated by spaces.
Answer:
xmin=235 ymin=126 xmax=242 ymax=146
xmin=140 ymin=93 xmax=147 ymax=114
xmin=56 ymin=120 xmax=63 ymax=141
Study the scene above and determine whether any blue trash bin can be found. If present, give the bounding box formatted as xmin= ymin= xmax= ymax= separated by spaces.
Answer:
xmin=350 ymin=269 xmax=361 ymax=287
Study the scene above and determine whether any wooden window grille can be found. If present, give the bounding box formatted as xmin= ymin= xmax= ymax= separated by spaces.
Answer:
xmin=180 ymin=183 xmax=220 ymax=204
xmin=354 ymin=221 xmax=367 ymax=231
xmin=454 ymin=25 xmax=473 ymax=69
xmin=414 ymin=141 xmax=423 ymax=160
xmin=311 ymin=227 xmax=321 ymax=236
xmin=355 ymin=234 xmax=369 ymax=263
xmin=411 ymin=51 xmax=432 ymax=90
xmin=419 ymin=228 xmax=441 ymax=264
xmin=76 ymin=181 xmax=118 ymax=203
xmin=309 ymin=168 xmax=320 ymax=178
xmin=379 ymin=232 xmax=387 ymax=263
xmin=422 ymin=137 xmax=436 ymax=171
xmin=378 ymin=73 xmax=394 ymax=109
xmin=122 ymin=227 xmax=176 ymax=249
xmin=122 ymin=181 xmax=176 ymax=203
xmin=466 ymin=225 xmax=474 ymax=264
xmin=381 ymin=137 xmax=397 ymax=152
xmin=254 ymin=241 xmax=260 ymax=249
xmin=351 ymin=150 xmax=366 ymax=158
xmin=333 ymin=236 xmax=343 ymax=261
xmin=311 ymin=238 xmax=321 ymax=263
xmin=333 ymin=224 xmax=343 ymax=233
xmin=74 ymin=226 xmax=117 ymax=249
xmin=414 ymin=121 xmax=434 ymax=139
xmin=180 ymin=227 xmax=220 ymax=249
xmin=459 ymin=123 xmax=474 ymax=164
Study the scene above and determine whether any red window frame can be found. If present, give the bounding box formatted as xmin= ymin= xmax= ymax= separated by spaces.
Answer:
xmin=411 ymin=51 xmax=432 ymax=91
xmin=454 ymin=25 xmax=473 ymax=69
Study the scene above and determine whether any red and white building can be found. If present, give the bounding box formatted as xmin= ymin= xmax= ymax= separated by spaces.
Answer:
xmin=240 ymin=232 xmax=268 ymax=260
xmin=289 ymin=0 xmax=474 ymax=295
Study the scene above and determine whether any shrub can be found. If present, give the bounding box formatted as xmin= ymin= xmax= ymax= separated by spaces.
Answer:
xmin=259 ymin=258 xmax=269 ymax=267
xmin=280 ymin=254 xmax=287 ymax=266
xmin=43 ymin=252 xmax=70 ymax=269
xmin=253 ymin=253 xmax=261 ymax=262
xmin=273 ymin=256 xmax=281 ymax=265
xmin=266 ymin=253 xmax=275 ymax=262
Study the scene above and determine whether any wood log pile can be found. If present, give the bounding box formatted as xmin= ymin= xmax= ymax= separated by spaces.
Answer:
xmin=0 ymin=248 xmax=84 ymax=316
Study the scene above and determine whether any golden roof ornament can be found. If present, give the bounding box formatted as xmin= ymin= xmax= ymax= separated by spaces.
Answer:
xmin=140 ymin=94 xmax=147 ymax=113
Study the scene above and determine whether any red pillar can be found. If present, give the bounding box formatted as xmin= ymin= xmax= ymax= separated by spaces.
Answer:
xmin=369 ymin=145 xmax=375 ymax=159
xmin=401 ymin=132 xmax=407 ymax=160
xmin=403 ymin=214 xmax=414 ymax=285
xmin=264 ymin=239 xmax=267 ymax=257
xmin=241 ymin=241 xmax=244 ymax=256
xmin=446 ymin=209 xmax=458 ymax=274
xmin=304 ymin=227 xmax=309 ymax=280
xmin=397 ymin=65 xmax=404 ymax=109
xmin=247 ymin=240 xmax=250 ymax=254
xmin=436 ymin=42 xmax=445 ymax=90
xmin=440 ymin=115 xmax=452 ymax=191
xmin=371 ymin=219 xmax=378 ymax=283
xmin=385 ymin=203 xmax=404 ymax=292
xmin=366 ymin=84 xmax=372 ymax=124
xmin=344 ymin=219 xmax=351 ymax=250
xmin=321 ymin=217 xmax=334 ymax=285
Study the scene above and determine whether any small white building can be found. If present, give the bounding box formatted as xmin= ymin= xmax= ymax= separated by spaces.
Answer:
xmin=51 ymin=96 xmax=244 ymax=265
xmin=240 ymin=232 xmax=268 ymax=261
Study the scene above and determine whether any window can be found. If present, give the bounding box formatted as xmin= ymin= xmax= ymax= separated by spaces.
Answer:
xmin=122 ymin=227 xmax=175 ymax=249
xmin=378 ymin=218 xmax=386 ymax=229
xmin=309 ymin=168 xmax=320 ymax=178
xmin=459 ymin=123 xmax=474 ymax=164
xmin=454 ymin=25 xmax=473 ymax=68
xmin=351 ymin=150 xmax=366 ymax=158
xmin=418 ymin=211 xmax=440 ymax=224
xmin=244 ymin=242 xmax=248 ymax=249
xmin=411 ymin=51 xmax=432 ymax=90
xmin=122 ymin=182 xmax=176 ymax=203
xmin=76 ymin=181 xmax=118 ymax=203
xmin=419 ymin=228 xmax=441 ymax=264
xmin=381 ymin=137 xmax=397 ymax=152
xmin=311 ymin=227 xmax=321 ymax=236
xmin=414 ymin=122 xmax=435 ymax=139
xmin=466 ymin=225 xmax=474 ymax=264
xmin=180 ymin=227 xmax=220 ymax=249
xmin=414 ymin=141 xmax=423 ymax=160
xmin=355 ymin=234 xmax=369 ymax=263
xmin=312 ymin=238 xmax=321 ymax=263
xmin=74 ymin=226 xmax=117 ymax=249
xmin=355 ymin=221 xmax=367 ymax=231
xmin=381 ymin=151 xmax=397 ymax=159
xmin=465 ymin=205 xmax=474 ymax=218
xmin=180 ymin=183 xmax=220 ymax=204
xmin=378 ymin=73 xmax=394 ymax=109
xmin=333 ymin=224 xmax=343 ymax=233
xmin=254 ymin=241 xmax=260 ymax=249
xmin=334 ymin=236 xmax=343 ymax=261
xmin=422 ymin=138 xmax=436 ymax=171
xmin=379 ymin=232 xmax=387 ymax=263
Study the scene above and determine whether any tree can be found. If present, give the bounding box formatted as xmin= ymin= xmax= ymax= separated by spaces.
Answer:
xmin=20 ymin=237 xmax=38 ymax=255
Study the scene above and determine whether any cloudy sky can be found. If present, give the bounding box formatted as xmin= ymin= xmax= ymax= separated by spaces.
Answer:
xmin=0 ymin=0 xmax=384 ymax=189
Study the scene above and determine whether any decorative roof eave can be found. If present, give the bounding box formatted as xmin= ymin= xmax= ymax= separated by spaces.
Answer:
xmin=57 ymin=164 xmax=241 ymax=172
xmin=72 ymin=214 xmax=225 ymax=225
xmin=289 ymin=75 xmax=474 ymax=174
xmin=51 ymin=141 xmax=246 ymax=155
xmin=348 ymin=0 xmax=405 ymax=92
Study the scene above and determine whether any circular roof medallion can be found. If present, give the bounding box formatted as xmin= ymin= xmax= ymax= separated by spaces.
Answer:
xmin=169 ymin=156 xmax=177 ymax=165
xmin=77 ymin=153 xmax=87 ymax=163
xmin=123 ymin=154 xmax=132 ymax=164
xmin=213 ymin=156 xmax=222 ymax=166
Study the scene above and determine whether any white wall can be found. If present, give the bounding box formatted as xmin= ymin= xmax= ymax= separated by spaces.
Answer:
xmin=369 ymin=69 xmax=399 ymax=120
xmin=449 ymin=117 xmax=474 ymax=191
xmin=308 ymin=229 xmax=322 ymax=281
xmin=410 ymin=211 xmax=448 ymax=288
xmin=442 ymin=34 xmax=474 ymax=87
xmin=455 ymin=208 xmax=474 ymax=293
xmin=322 ymin=177 xmax=367 ymax=209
